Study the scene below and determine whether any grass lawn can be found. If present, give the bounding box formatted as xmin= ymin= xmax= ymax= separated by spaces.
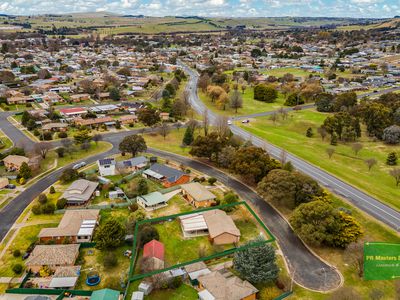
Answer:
xmin=0 ymin=132 xmax=13 ymax=151
xmin=144 ymin=129 xmax=191 ymax=157
xmin=198 ymin=88 xmax=287 ymax=117
xmin=261 ymin=67 xmax=314 ymax=79
xmin=0 ymin=223 xmax=58 ymax=277
xmin=238 ymin=109 xmax=400 ymax=210
xmin=127 ymin=281 xmax=198 ymax=300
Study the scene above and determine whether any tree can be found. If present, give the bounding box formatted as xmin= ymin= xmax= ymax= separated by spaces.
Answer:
xmin=351 ymin=143 xmax=363 ymax=156
xmin=109 ymin=86 xmax=121 ymax=101
xmin=18 ymin=162 xmax=32 ymax=180
xmin=119 ymin=134 xmax=147 ymax=157
xmin=333 ymin=92 xmax=357 ymax=111
xmin=37 ymin=69 xmax=51 ymax=79
xmin=73 ymin=129 xmax=92 ymax=144
xmin=182 ymin=127 xmax=194 ymax=146
xmin=138 ymin=225 xmax=159 ymax=247
xmin=56 ymin=147 xmax=65 ymax=158
xmin=38 ymin=193 xmax=48 ymax=204
xmin=0 ymin=70 xmax=15 ymax=83
xmin=344 ymin=241 xmax=364 ymax=277
xmin=34 ymin=142 xmax=51 ymax=159
xmin=386 ymin=152 xmax=398 ymax=166
xmin=315 ymin=93 xmax=334 ymax=112
xmin=359 ymin=102 xmax=391 ymax=139
xmin=202 ymin=109 xmax=210 ymax=136
xmin=217 ymin=146 xmax=236 ymax=168
xmin=382 ymin=125 xmax=400 ymax=145
xmin=103 ymin=252 xmax=118 ymax=268
xmin=389 ymin=168 xmax=400 ymax=186
xmin=59 ymin=168 xmax=79 ymax=183
xmin=230 ymin=146 xmax=280 ymax=183
xmin=364 ymin=158 xmax=377 ymax=171
xmin=254 ymin=84 xmax=278 ymax=103
xmin=159 ymin=122 xmax=169 ymax=140
xmin=94 ymin=219 xmax=126 ymax=249
xmin=92 ymin=134 xmax=102 ymax=145
xmin=138 ymin=108 xmax=161 ymax=127
xmin=190 ymin=132 xmax=226 ymax=161
xmin=233 ymin=238 xmax=279 ymax=284
xmin=208 ymin=177 xmax=217 ymax=185
xmin=56 ymin=198 xmax=67 ymax=209
xmin=306 ymin=127 xmax=313 ymax=138
xmin=137 ymin=178 xmax=148 ymax=195
xmin=230 ymin=90 xmax=243 ymax=113
xmin=326 ymin=147 xmax=335 ymax=159
xmin=12 ymin=264 xmax=23 ymax=275
xmin=317 ymin=126 xmax=328 ymax=141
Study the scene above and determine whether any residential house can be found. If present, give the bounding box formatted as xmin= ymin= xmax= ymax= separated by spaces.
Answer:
xmin=179 ymin=213 xmax=209 ymax=238
xmin=142 ymin=163 xmax=190 ymax=187
xmin=38 ymin=209 xmax=100 ymax=244
xmin=137 ymin=191 xmax=167 ymax=211
xmin=74 ymin=117 xmax=115 ymax=128
xmin=6 ymin=95 xmax=35 ymax=105
xmin=25 ymin=244 xmax=80 ymax=273
xmin=42 ymin=122 xmax=68 ymax=132
xmin=48 ymin=266 xmax=81 ymax=289
xmin=70 ymin=93 xmax=90 ymax=102
xmin=119 ymin=114 xmax=138 ymax=125
xmin=203 ymin=209 xmax=240 ymax=245
xmin=97 ymin=158 xmax=116 ymax=176
xmin=181 ymin=182 xmax=217 ymax=208
xmin=3 ymin=155 xmax=30 ymax=171
xmin=0 ymin=177 xmax=9 ymax=189
xmin=160 ymin=112 xmax=170 ymax=121
xmin=59 ymin=107 xmax=88 ymax=118
xmin=61 ymin=179 xmax=99 ymax=205
xmin=198 ymin=270 xmax=258 ymax=300
xmin=184 ymin=262 xmax=211 ymax=285
xmin=116 ymin=156 xmax=148 ymax=174
xmin=143 ymin=239 xmax=165 ymax=271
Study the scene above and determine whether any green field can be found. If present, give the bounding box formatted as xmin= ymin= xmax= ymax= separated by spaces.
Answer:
xmin=198 ymin=88 xmax=287 ymax=117
xmin=261 ymin=67 xmax=314 ymax=79
xmin=238 ymin=110 xmax=400 ymax=210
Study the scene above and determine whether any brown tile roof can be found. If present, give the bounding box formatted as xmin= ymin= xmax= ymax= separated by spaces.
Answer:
xmin=202 ymin=209 xmax=240 ymax=239
xmin=181 ymin=182 xmax=216 ymax=202
xmin=26 ymin=244 xmax=80 ymax=267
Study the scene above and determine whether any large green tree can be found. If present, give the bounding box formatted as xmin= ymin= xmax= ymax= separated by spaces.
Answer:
xmin=119 ymin=134 xmax=147 ymax=157
xmin=94 ymin=219 xmax=126 ymax=249
xmin=233 ymin=238 xmax=279 ymax=284
xmin=253 ymin=84 xmax=278 ymax=103
xmin=189 ymin=132 xmax=226 ymax=161
xmin=18 ymin=162 xmax=32 ymax=180
xmin=138 ymin=108 xmax=161 ymax=127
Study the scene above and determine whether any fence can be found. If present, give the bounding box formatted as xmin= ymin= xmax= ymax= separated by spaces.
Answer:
xmin=274 ymin=291 xmax=293 ymax=300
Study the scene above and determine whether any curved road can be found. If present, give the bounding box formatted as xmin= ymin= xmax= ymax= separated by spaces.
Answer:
xmin=180 ymin=62 xmax=400 ymax=232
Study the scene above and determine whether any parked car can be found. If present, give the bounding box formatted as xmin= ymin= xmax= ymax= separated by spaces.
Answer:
xmin=22 ymin=252 xmax=30 ymax=260
xmin=72 ymin=162 xmax=87 ymax=170
xmin=227 ymin=120 xmax=232 ymax=125
xmin=241 ymin=119 xmax=250 ymax=123
xmin=6 ymin=184 xmax=16 ymax=189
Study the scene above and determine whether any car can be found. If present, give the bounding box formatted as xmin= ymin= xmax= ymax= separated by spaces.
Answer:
xmin=227 ymin=120 xmax=232 ymax=125
xmin=373 ymin=90 xmax=378 ymax=93
xmin=72 ymin=162 xmax=87 ymax=170
xmin=22 ymin=252 xmax=30 ymax=260
xmin=241 ymin=119 xmax=250 ymax=123
xmin=5 ymin=184 xmax=16 ymax=189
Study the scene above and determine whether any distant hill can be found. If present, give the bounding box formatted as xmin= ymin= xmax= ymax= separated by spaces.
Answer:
xmin=374 ymin=18 xmax=400 ymax=29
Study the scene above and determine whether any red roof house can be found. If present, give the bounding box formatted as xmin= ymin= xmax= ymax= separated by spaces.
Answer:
xmin=143 ymin=239 xmax=164 ymax=261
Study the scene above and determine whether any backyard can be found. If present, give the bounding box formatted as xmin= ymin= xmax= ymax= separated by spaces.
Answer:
xmin=238 ymin=109 xmax=400 ymax=210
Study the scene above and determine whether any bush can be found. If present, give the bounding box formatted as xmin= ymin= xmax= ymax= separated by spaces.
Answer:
xmin=32 ymin=204 xmax=42 ymax=215
xmin=42 ymin=131 xmax=53 ymax=141
xmin=56 ymin=198 xmax=67 ymax=209
xmin=42 ymin=203 xmax=55 ymax=214
xmin=56 ymin=147 xmax=65 ymax=158
xmin=60 ymin=168 xmax=79 ymax=183
xmin=12 ymin=264 xmax=23 ymax=274
xmin=19 ymin=177 xmax=26 ymax=185
xmin=38 ymin=194 xmax=48 ymax=204
xmin=33 ymin=129 xmax=40 ymax=136
xmin=103 ymin=252 xmax=118 ymax=268
xmin=58 ymin=131 xmax=68 ymax=139
xmin=208 ymin=177 xmax=217 ymax=185
xmin=13 ymin=250 xmax=21 ymax=257
xmin=129 ymin=203 xmax=138 ymax=212
xmin=49 ymin=186 xmax=55 ymax=194
xmin=138 ymin=225 xmax=159 ymax=247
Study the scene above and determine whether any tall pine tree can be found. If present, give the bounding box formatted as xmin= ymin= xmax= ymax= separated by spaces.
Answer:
xmin=386 ymin=152 xmax=398 ymax=166
xmin=182 ymin=127 xmax=194 ymax=146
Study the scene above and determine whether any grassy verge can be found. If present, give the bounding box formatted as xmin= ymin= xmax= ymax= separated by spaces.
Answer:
xmin=144 ymin=129 xmax=191 ymax=157
xmin=238 ymin=109 xmax=400 ymax=210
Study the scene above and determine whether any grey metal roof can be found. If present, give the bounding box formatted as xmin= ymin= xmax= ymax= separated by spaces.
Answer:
xmin=148 ymin=163 xmax=185 ymax=183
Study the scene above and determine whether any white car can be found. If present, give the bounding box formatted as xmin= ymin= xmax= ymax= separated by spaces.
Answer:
xmin=241 ymin=119 xmax=250 ymax=124
xmin=72 ymin=162 xmax=87 ymax=170
xmin=227 ymin=120 xmax=232 ymax=125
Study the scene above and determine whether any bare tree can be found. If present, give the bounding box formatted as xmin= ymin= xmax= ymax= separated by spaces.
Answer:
xmin=351 ymin=143 xmax=363 ymax=156
xmin=317 ymin=126 xmax=328 ymax=141
xmin=278 ymin=107 xmax=288 ymax=120
xmin=159 ymin=122 xmax=170 ymax=140
xmin=280 ymin=149 xmax=288 ymax=165
xmin=34 ymin=142 xmax=52 ymax=159
xmin=230 ymin=90 xmax=243 ymax=113
xmin=389 ymin=168 xmax=400 ymax=186
xmin=365 ymin=158 xmax=377 ymax=171
xmin=202 ymin=109 xmax=210 ymax=136
xmin=326 ymin=147 xmax=335 ymax=159
xmin=92 ymin=134 xmax=102 ymax=145
xmin=270 ymin=112 xmax=278 ymax=124
xmin=344 ymin=241 xmax=364 ymax=278
xmin=241 ymin=84 xmax=246 ymax=94
xmin=215 ymin=115 xmax=229 ymax=139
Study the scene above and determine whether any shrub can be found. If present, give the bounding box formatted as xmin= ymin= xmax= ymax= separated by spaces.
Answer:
xmin=19 ymin=177 xmax=26 ymax=185
xmin=42 ymin=131 xmax=53 ymax=141
xmin=56 ymin=198 xmax=67 ymax=209
xmin=12 ymin=264 xmax=23 ymax=274
xmin=103 ymin=252 xmax=118 ymax=268
xmin=42 ymin=203 xmax=55 ymax=214
xmin=38 ymin=193 xmax=48 ymax=204
xmin=13 ymin=250 xmax=21 ymax=257
xmin=129 ymin=203 xmax=138 ymax=212
xmin=208 ymin=177 xmax=217 ymax=185
xmin=58 ymin=131 xmax=68 ymax=139
xmin=32 ymin=204 xmax=42 ymax=215
xmin=49 ymin=186 xmax=56 ymax=194
xmin=138 ymin=225 xmax=159 ymax=247
xmin=56 ymin=147 xmax=65 ymax=158
xmin=33 ymin=129 xmax=40 ymax=136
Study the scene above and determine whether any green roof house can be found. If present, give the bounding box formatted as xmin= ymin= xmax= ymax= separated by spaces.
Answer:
xmin=137 ymin=191 xmax=167 ymax=211
xmin=90 ymin=288 xmax=120 ymax=300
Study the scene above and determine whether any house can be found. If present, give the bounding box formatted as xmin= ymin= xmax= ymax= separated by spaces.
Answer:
xmin=142 ymin=163 xmax=190 ymax=187
xmin=181 ymin=182 xmax=217 ymax=208
xmin=119 ymin=114 xmax=138 ymax=125
xmin=41 ymin=122 xmax=68 ymax=132
xmin=38 ymin=209 xmax=100 ymax=244
xmin=116 ymin=156 xmax=148 ymax=174
xmin=48 ymin=266 xmax=81 ymax=289
xmin=0 ymin=177 xmax=9 ymax=189
xmin=70 ymin=93 xmax=90 ymax=102
xmin=137 ymin=191 xmax=167 ymax=211
xmin=3 ymin=155 xmax=30 ymax=171
xmin=179 ymin=213 xmax=209 ymax=238
xmin=143 ymin=239 xmax=165 ymax=270
xmin=59 ymin=107 xmax=88 ymax=117
xmin=74 ymin=116 xmax=115 ymax=127
xmin=25 ymin=244 xmax=80 ymax=273
xmin=90 ymin=288 xmax=120 ymax=300
xmin=184 ymin=262 xmax=211 ymax=285
xmin=197 ymin=270 xmax=258 ymax=300
xmin=61 ymin=179 xmax=99 ymax=205
xmin=203 ymin=209 xmax=240 ymax=245
xmin=160 ymin=112 xmax=170 ymax=120
xmin=97 ymin=158 xmax=116 ymax=176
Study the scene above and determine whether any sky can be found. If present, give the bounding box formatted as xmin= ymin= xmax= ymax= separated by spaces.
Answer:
xmin=0 ymin=0 xmax=399 ymax=18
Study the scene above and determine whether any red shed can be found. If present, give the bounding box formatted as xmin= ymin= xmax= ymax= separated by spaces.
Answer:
xmin=143 ymin=239 xmax=164 ymax=261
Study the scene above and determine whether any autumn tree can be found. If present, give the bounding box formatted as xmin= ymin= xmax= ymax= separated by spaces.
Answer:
xmin=230 ymin=90 xmax=243 ymax=113
xmin=138 ymin=107 xmax=161 ymax=127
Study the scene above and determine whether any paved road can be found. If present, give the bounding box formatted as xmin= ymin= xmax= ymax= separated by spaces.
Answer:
xmin=179 ymin=63 xmax=400 ymax=231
